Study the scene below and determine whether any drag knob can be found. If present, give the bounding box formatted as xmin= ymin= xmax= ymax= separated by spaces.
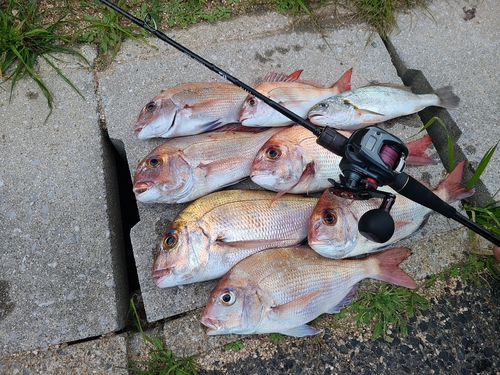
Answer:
xmin=358 ymin=209 xmax=395 ymax=243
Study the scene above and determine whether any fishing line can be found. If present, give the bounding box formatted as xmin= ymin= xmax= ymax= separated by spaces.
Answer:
xmin=98 ymin=0 xmax=500 ymax=247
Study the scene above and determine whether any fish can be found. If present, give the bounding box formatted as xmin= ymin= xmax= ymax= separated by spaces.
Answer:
xmin=133 ymin=127 xmax=281 ymax=204
xmin=134 ymin=70 xmax=305 ymax=139
xmin=308 ymin=161 xmax=475 ymax=259
xmin=152 ymin=190 xmax=319 ymax=288
xmin=307 ymin=84 xmax=460 ymax=130
xmin=134 ymin=82 xmax=247 ymax=139
xmin=200 ymin=246 xmax=417 ymax=337
xmin=250 ymin=124 xmax=438 ymax=198
xmin=239 ymin=68 xmax=353 ymax=127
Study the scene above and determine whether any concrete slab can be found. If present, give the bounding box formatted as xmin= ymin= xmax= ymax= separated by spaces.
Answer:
xmin=388 ymin=0 xmax=500 ymax=204
xmin=0 ymin=52 xmax=128 ymax=356
xmin=0 ymin=334 xmax=128 ymax=375
xmin=102 ymin=12 xmax=471 ymax=324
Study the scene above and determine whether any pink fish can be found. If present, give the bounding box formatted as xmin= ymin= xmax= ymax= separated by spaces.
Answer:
xmin=134 ymin=70 xmax=304 ymax=139
xmin=308 ymin=161 xmax=475 ymax=259
xmin=239 ymin=68 xmax=353 ymax=127
xmin=250 ymin=124 xmax=438 ymax=198
xmin=133 ymin=127 xmax=280 ymax=204
xmin=201 ymin=246 xmax=416 ymax=337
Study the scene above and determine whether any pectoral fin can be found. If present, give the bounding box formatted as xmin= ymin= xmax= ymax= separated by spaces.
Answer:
xmin=269 ymin=290 xmax=323 ymax=321
xmin=278 ymin=325 xmax=323 ymax=337
xmin=271 ymin=162 xmax=316 ymax=203
xmin=343 ymin=99 xmax=385 ymax=117
xmin=197 ymin=157 xmax=249 ymax=176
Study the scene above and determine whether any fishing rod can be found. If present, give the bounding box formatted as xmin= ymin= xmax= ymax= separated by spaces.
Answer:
xmin=99 ymin=0 xmax=500 ymax=247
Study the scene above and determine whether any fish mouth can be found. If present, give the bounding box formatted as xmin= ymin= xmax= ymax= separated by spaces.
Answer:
xmin=133 ymin=122 xmax=144 ymax=133
xmin=200 ymin=316 xmax=222 ymax=334
xmin=152 ymin=268 xmax=173 ymax=286
xmin=133 ymin=181 xmax=153 ymax=195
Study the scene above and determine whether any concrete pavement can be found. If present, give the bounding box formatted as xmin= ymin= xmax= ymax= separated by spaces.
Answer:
xmin=0 ymin=0 xmax=498 ymax=372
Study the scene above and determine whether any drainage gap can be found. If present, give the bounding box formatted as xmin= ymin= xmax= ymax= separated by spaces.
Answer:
xmin=382 ymin=35 xmax=492 ymax=206
xmin=108 ymin=137 xmax=141 ymax=295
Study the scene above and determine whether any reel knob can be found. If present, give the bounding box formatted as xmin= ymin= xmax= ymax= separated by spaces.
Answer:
xmin=358 ymin=209 xmax=395 ymax=243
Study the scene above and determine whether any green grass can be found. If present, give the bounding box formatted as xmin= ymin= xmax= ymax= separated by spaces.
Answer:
xmin=224 ymin=339 xmax=245 ymax=352
xmin=127 ymin=299 xmax=200 ymax=375
xmin=424 ymin=254 xmax=500 ymax=287
xmin=352 ymin=0 xmax=430 ymax=36
xmin=334 ymin=283 xmax=429 ymax=342
xmin=268 ymin=332 xmax=286 ymax=345
xmin=333 ymin=253 xmax=499 ymax=343
xmin=0 ymin=0 xmax=86 ymax=116
xmin=76 ymin=0 xmax=151 ymax=68
xmin=1 ymin=0 xmax=432 ymax=110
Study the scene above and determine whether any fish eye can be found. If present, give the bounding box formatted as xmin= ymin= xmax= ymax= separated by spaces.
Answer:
xmin=219 ymin=289 xmax=236 ymax=306
xmin=247 ymin=97 xmax=256 ymax=106
xmin=265 ymin=147 xmax=282 ymax=160
xmin=318 ymin=103 xmax=328 ymax=108
xmin=145 ymin=101 xmax=156 ymax=112
xmin=321 ymin=209 xmax=337 ymax=225
xmin=147 ymin=156 xmax=163 ymax=168
xmin=163 ymin=230 xmax=178 ymax=249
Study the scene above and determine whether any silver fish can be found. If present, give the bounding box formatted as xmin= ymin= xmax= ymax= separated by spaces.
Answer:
xmin=201 ymin=246 xmax=416 ymax=337
xmin=308 ymin=84 xmax=460 ymax=130
xmin=152 ymin=190 xmax=319 ymax=288
xmin=308 ymin=161 xmax=475 ymax=259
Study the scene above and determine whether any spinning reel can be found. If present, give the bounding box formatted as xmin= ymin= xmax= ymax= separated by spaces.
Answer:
xmin=100 ymin=0 xmax=500 ymax=247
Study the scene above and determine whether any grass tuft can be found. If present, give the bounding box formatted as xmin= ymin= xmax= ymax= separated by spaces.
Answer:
xmin=352 ymin=0 xmax=430 ymax=36
xmin=0 ymin=0 xmax=87 ymax=117
xmin=224 ymin=339 xmax=245 ymax=352
xmin=127 ymin=299 xmax=200 ymax=375
xmin=335 ymin=283 xmax=429 ymax=342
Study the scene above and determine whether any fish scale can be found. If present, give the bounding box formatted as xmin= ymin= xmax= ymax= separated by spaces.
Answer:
xmin=201 ymin=246 xmax=416 ymax=336
xmin=152 ymin=190 xmax=319 ymax=288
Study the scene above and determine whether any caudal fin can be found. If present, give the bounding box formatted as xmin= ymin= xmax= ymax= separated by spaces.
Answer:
xmin=405 ymin=135 xmax=439 ymax=165
xmin=331 ymin=68 xmax=353 ymax=93
xmin=435 ymin=86 xmax=460 ymax=109
xmin=434 ymin=160 xmax=475 ymax=203
xmin=370 ymin=247 xmax=417 ymax=289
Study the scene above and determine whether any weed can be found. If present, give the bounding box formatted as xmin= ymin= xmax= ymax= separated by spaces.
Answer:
xmin=127 ymin=299 xmax=200 ymax=375
xmin=335 ymin=283 xmax=429 ymax=342
xmin=424 ymin=254 xmax=500 ymax=287
xmin=465 ymin=142 xmax=499 ymax=189
xmin=224 ymin=339 xmax=244 ymax=352
xmin=269 ymin=332 xmax=286 ymax=345
xmin=352 ymin=0 xmax=430 ymax=36
xmin=0 ymin=0 xmax=86 ymax=116
xmin=466 ymin=201 xmax=500 ymax=236
xmin=76 ymin=0 xmax=150 ymax=68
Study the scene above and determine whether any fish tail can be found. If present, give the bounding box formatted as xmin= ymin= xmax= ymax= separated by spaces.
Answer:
xmin=435 ymin=160 xmax=475 ymax=202
xmin=370 ymin=247 xmax=417 ymax=289
xmin=331 ymin=68 xmax=353 ymax=93
xmin=435 ymin=86 xmax=460 ymax=109
xmin=405 ymin=135 xmax=439 ymax=165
